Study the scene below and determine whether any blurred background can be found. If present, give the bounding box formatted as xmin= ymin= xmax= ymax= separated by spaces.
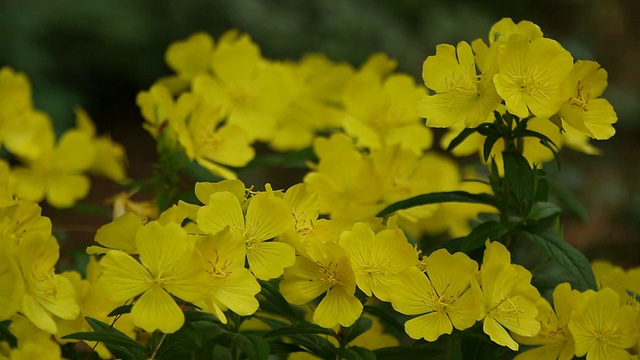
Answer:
xmin=1 ymin=0 xmax=639 ymax=267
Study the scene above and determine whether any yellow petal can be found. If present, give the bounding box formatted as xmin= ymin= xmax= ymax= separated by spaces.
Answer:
xmin=99 ymin=251 xmax=150 ymax=302
xmin=313 ymin=287 xmax=363 ymax=328
xmin=94 ymin=212 xmax=143 ymax=253
xmin=404 ymin=311 xmax=453 ymax=341
xmin=245 ymin=192 xmax=294 ymax=242
xmin=46 ymin=173 xmax=90 ymax=208
xmin=483 ymin=315 xmax=519 ymax=351
xmin=210 ymin=268 xmax=260 ymax=316
xmin=136 ymin=222 xmax=189 ymax=276
xmin=280 ymin=256 xmax=329 ymax=305
xmin=247 ymin=241 xmax=295 ymax=280
xmin=197 ymin=191 xmax=244 ymax=235
xmin=132 ymin=285 xmax=184 ymax=333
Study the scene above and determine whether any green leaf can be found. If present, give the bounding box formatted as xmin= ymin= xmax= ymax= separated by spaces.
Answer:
xmin=62 ymin=317 xmax=148 ymax=360
xmin=209 ymin=332 xmax=269 ymax=360
xmin=446 ymin=127 xmax=478 ymax=153
xmin=0 ymin=320 xmax=17 ymax=348
xmin=526 ymin=202 xmax=561 ymax=221
xmin=107 ymin=304 xmax=133 ymax=317
xmin=267 ymin=340 xmax=306 ymax=355
xmin=377 ymin=191 xmax=502 ymax=218
xmin=534 ymin=169 xmax=549 ymax=203
xmin=374 ymin=346 xmax=445 ymax=359
xmin=264 ymin=323 xmax=337 ymax=339
xmin=335 ymin=346 xmax=377 ymax=360
xmin=502 ymin=151 xmax=535 ymax=215
xmin=245 ymin=147 xmax=315 ymax=169
xmin=363 ymin=305 xmax=404 ymax=334
xmin=258 ymin=279 xmax=298 ymax=323
xmin=342 ymin=317 xmax=373 ymax=344
xmin=442 ymin=221 xmax=510 ymax=254
xmin=519 ymin=225 xmax=597 ymax=291
xmin=482 ymin=133 xmax=502 ymax=162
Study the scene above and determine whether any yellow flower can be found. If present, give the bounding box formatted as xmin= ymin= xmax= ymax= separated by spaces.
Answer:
xmin=493 ymin=35 xmax=573 ymax=118
xmin=280 ymin=241 xmax=362 ymax=328
xmin=17 ymin=232 xmax=79 ymax=334
xmin=86 ymin=212 xmax=143 ymax=255
xmin=194 ymin=227 xmax=260 ymax=324
xmin=339 ymin=222 xmax=416 ymax=301
xmin=389 ymin=250 xmax=482 ymax=341
xmin=3 ymin=315 xmax=63 ymax=360
xmin=136 ymin=84 xmax=175 ymax=139
xmin=99 ymin=221 xmax=208 ymax=333
xmin=170 ymin=93 xmax=254 ymax=179
xmin=9 ymin=128 xmax=96 ymax=208
xmin=558 ymin=60 xmax=617 ymax=140
xmin=165 ymin=32 xmax=215 ymax=81
xmin=479 ymin=241 xmax=540 ymax=351
xmin=513 ymin=283 xmax=580 ymax=360
xmin=56 ymin=258 xmax=135 ymax=359
xmin=417 ymin=41 xmax=501 ymax=128
xmin=304 ymin=133 xmax=384 ymax=223
xmin=196 ymin=186 xmax=295 ymax=280
xmin=0 ymin=67 xmax=33 ymax=140
xmin=192 ymin=32 xmax=294 ymax=142
xmin=569 ymin=287 xmax=638 ymax=360
xmin=342 ymin=69 xmax=432 ymax=154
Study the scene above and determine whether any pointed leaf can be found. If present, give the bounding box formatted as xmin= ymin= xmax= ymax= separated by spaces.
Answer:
xmin=107 ymin=304 xmax=133 ymax=317
xmin=520 ymin=225 xmax=597 ymax=291
xmin=526 ymin=202 xmax=561 ymax=221
xmin=442 ymin=221 xmax=510 ymax=254
xmin=62 ymin=317 xmax=148 ymax=360
xmin=503 ymin=151 xmax=534 ymax=215
xmin=446 ymin=127 xmax=478 ymax=153
xmin=377 ymin=191 xmax=502 ymax=217
xmin=343 ymin=317 xmax=373 ymax=344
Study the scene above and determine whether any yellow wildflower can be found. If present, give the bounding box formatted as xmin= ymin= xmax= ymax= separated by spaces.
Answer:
xmin=390 ymin=249 xmax=482 ymax=341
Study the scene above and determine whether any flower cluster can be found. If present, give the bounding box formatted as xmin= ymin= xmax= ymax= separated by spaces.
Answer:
xmin=0 ymin=17 xmax=637 ymax=360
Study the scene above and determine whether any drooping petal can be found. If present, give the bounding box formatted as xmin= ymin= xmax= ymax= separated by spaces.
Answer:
xmin=404 ymin=311 xmax=453 ymax=341
xmin=132 ymin=285 xmax=184 ymax=333
xmin=313 ymin=287 xmax=363 ymax=328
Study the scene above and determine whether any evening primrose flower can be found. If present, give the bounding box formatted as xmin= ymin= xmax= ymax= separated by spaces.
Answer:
xmin=342 ymin=69 xmax=432 ymax=154
xmin=493 ymin=35 xmax=573 ymax=119
xmin=558 ymin=60 xmax=617 ymax=140
xmin=165 ymin=32 xmax=215 ymax=81
xmin=170 ymin=93 xmax=254 ymax=179
xmin=389 ymin=249 xmax=482 ymax=341
xmin=569 ymin=287 xmax=638 ymax=360
xmin=339 ymin=222 xmax=416 ymax=301
xmin=513 ymin=283 xmax=580 ymax=360
xmin=192 ymin=32 xmax=294 ymax=142
xmin=280 ymin=241 xmax=362 ymax=328
xmin=17 ymin=232 xmax=79 ymax=334
xmin=99 ymin=221 xmax=208 ymax=333
xmin=194 ymin=227 xmax=260 ymax=324
xmin=479 ymin=241 xmax=540 ymax=351
xmin=9 ymin=128 xmax=96 ymax=208
xmin=417 ymin=41 xmax=501 ymax=128
xmin=196 ymin=187 xmax=295 ymax=280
